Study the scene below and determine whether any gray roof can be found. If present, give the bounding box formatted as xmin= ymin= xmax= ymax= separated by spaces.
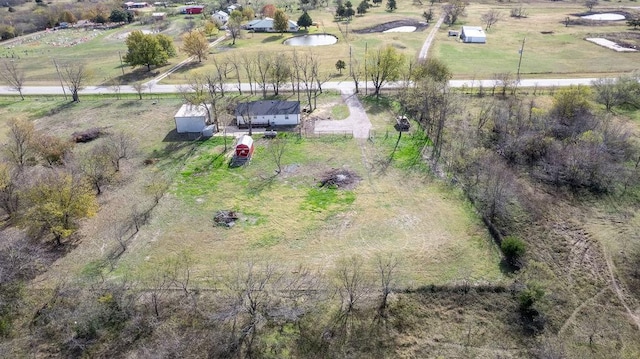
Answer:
xmin=235 ymin=101 xmax=300 ymax=116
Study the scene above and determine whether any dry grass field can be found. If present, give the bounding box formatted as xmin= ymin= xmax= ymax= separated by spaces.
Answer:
xmin=8 ymin=92 xmax=503 ymax=287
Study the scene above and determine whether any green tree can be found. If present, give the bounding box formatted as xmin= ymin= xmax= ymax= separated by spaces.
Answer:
xmin=123 ymin=31 xmax=176 ymax=71
xmin=297 ymin=11 xmax=313 ymax=30
xmin=386 ymin=0 xmax=396 ymax=11
xmin=23 ymin=170 xmax=97 ymax=245
xmin=367 ymin=46 xmax=406 ymax=98
xmin=273 ymin=9 xmax=289 ymax=34
xmin=357 ymin=0 xmax=368 ymax=15
xmin=109 ymin=8 xmax=132 ymax=23
xmin=335 ymin=59 xmax=346 ymax=74
xmin=373 ymin=0 xmax=382 ymax=6
xmin=345 ymin=1 xmax=355 ymax=18
xmin=628 ymin=18 xmax=640 ymax=29
xmin=181 ymin=30 xmax=209 ymax=62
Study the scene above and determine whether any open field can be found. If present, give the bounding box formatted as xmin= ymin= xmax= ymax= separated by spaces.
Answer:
xmin=433 ymin=2 xmax=640 ymax=79
xmin=9 ymin=91 xmax=504 ymax=286
xmin=1 ymin=1 xmax=639 ymax=88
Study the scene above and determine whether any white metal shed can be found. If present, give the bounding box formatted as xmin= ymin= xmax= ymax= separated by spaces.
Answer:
xmin=174 ymin=104 xmax=212 ymax=133
xmin=460 ymin=26 xmax=486 ymax=43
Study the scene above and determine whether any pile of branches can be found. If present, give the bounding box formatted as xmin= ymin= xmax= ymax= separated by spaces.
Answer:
xmin=214 ymin=210 xmax=239 ymax=228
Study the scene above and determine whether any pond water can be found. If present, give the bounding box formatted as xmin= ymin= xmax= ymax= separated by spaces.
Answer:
xmin=283 ymin=34 xmax=338 ymax=46
xmin=383 ymin=26 xmax=417 ymax=33
xmin=581 ymin=13 xmax=625 ymax=21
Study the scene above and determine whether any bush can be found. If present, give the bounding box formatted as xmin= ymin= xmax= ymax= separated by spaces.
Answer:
xmin=501 ymin=235 xmax=525 ymax=265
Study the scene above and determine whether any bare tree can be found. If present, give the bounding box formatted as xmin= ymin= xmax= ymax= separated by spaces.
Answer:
xmin=60 ymin=62 xmax=90 ymax=102
xmin=443 ymin=0 xmax=468 ymax=26
xmin=510 ymin=5 xmax=528 ymax=18
xmin=145 ymin=173 xmax=170 ymax=205
xmin=335 ymin=255 xmax=368 ymax=315
xmin=0 ymin=60 xmax=26 ymax=100
xmin=104 ymin=130 xmax=137 ymax=172
xmin=132 ymin=82 xmax=147 ymax=100
xmin=78 ymin=145 xmax=116 ymax=195
xmin=4 ymin=117 xmax=35 ymax=169
xmin=481 ymin=9 xmax=503 ymax=30
xmin=585 ymin=0 xmax=598 ymax=11
xmin=268 ymin=137 xmax=287 ymax=174
xmin=255 ymin=52 xmax=273 ymax=98
xmin=375 ymin=253 xmax=399 ymax=318
xmin=230 ymin=56 xmax=243 ymax=94
xmin=240 ymin=54 xmax=256 ymax=95
xmin=494 ymin=72 xmax=516 ymax=97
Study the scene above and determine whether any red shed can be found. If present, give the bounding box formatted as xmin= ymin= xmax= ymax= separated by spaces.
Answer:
xmin=185 ymin=5 xmax=204 ymax=14
xmin=235 ymin=135 xmax=254 ymax=158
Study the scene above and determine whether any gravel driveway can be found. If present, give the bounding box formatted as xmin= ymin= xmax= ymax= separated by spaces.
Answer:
xmin=313 ymin=88 xmax=372 ymax=139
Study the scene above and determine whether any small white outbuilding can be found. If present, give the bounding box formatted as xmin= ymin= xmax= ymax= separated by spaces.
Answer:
xmin=174 ymin=103 xmax=212 ymax=133
xmin=460 ymin=26 xmax=486 ymax=43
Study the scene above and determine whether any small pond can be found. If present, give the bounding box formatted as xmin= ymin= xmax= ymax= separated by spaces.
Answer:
xmin=581 ymin=13 xmax=625 ymax=21
xmin=383 ymin=26 xmax=417 ymax=33
xmin=283 ymin=34 xmax=338 ymax=46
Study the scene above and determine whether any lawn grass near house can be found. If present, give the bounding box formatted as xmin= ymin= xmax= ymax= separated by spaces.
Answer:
xmin=111 ymin=132 xmax=505 ymax=286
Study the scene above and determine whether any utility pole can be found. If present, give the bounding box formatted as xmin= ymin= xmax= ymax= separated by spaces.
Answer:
xmin=52 ymin=58 xmax=67 ymax=100
xmin=364 ymin=42 xmax=368 ymax=95
xmin=118 ymin=51 xmax=125 ymax=77
xmin=516 ymin=37 xmax=526 ymax=84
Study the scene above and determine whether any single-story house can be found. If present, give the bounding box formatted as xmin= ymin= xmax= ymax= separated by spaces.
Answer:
xmin=152 ymin=12 xmax=166 ymax=20
xmin=245 ymin=17 xmax=299 ymax=32
xmin=227 ymin=4 xmax=239 ymax=13
xmin=126 ymin=1 xmax=149 ymax=9
xmin=460 ymin=26 xmax=486 ymax=43
xmin=174 ymin=103 xmax=213 ymax=133
xmin=235 ymin=100 xmax=301 ymax=127
xmin=212 ymin=10 xmax=229 ymax=24
xmin=181 ymin=5 xmax=205 ymax=14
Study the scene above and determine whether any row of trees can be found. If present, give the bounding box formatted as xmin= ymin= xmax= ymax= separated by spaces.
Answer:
xmin=23 ymin=253 xmax=402 ymax=357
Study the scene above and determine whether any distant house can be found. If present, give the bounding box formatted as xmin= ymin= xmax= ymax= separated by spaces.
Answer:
xmin=174 ymin=103 xmax=213 ymax=133
xmin=245 ymin=17 xmax=299 ymax=32
xmin=126 ymin=2 xmax=149 ymax=9
xmin=460 ymin=26 xmax=486 ymax=43
xmin=181 ymin=5 xmax=205 ymax=14
xmin=235 ymin=101 xmax=301 ymax=127
xmin=212 ymin=10 xmax=229 ymax=24
xmin=152 ymin=12 xmax=166 ymax=20
xmin=227 ymin=4 xmax=240 ymax=13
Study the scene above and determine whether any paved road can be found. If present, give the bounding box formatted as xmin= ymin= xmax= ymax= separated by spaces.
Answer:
xmin=0 ymin=77 xmax=605 ymax=97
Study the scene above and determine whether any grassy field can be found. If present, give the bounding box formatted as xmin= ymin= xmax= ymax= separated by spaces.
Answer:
xmin=1 ymin=91 xmax=504 ymax=287
xmin=1 ymin=1 xmax=638 ymax=87
xmin=433 ymin=2 xmax=640 ymax=79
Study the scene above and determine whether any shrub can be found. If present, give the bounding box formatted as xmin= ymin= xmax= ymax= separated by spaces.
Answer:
xmin=501 ymin=235 xmax=525 ymax=265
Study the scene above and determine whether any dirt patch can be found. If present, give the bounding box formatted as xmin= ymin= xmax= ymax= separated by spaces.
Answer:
xmin=319 ymin=168 xmax=361 ymax=190
xmin=588 ymin=32 xmax=640 ymax=49
xmin=353 ymin=20 xmax=429 ymax=34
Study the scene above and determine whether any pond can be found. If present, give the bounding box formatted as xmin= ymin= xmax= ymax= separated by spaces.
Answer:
xmin=283 ymin=34 xmax=338 ymax=46
xmin=581 ymin=13 xmax=625 ymax=21
xmin=383 ymin=26 xmax=417 ymax=33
